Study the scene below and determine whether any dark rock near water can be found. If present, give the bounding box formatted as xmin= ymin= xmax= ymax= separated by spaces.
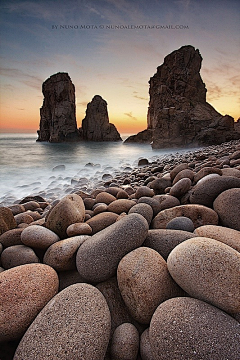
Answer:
xmin=125 ymin=45 xmax=240 ymax=148
xmin=81 ymin=95 xmax=122 ymax=141
xmin=37 ymin=72 xmax=80 ymax=142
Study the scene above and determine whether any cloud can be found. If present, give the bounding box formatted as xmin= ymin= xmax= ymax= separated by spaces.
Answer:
xmin=174 ymin=0 xmax=191 ymax=10
xmin=0 ymin=67 xmax=42 ymax=90
xmin=133 ymin=91 xmax=148 ymax=101
xmin=124 ymin=111 xmax=137 ymax=121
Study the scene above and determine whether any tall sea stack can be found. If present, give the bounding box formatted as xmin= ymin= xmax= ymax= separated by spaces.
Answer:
xmin=81 ymin=95 xmax=122 ymax=141
xmin=37 ymin=72 xmax=80 ymax=142
xmin=125 ymin=45 xmax=239 ymax=148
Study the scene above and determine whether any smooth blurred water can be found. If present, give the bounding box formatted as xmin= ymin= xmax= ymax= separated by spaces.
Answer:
xmin=0 ymin=133 xmax=198 ymax=205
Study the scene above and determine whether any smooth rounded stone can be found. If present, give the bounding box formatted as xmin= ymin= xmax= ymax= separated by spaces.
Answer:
xmin=105 ymin=187 xmax=121 ymax=196
xmin=170 ymin=163 xmax=188 ymax=180
xmin=86 ymin=212 xmax=119 ymax=234
xmin=117 ymin=247 xmax=183 ymax=324
xmin=135 ymin=186 xmax=154 ymax=199
xmin=193 ymin=166 xmax=222 ymax=183
xmin=172 ymin=169 xmax=194 ymax=185
xmin=111 ymin=323 xmax=139 ymax=360
xmin=1 ymin=245 xmax=39 ymax=269
xmin=221 ymin=167 xmax=240 ymax=177
xmin=96 ymin=192 xmax=116 ymax=205
xmin=0 ymin=228 xmax=23 ymax=247
xmin=128 ymin=203 xmax=153 ymax=226
xmin=21 ymin=224 xmax=60 ymax=249
xmin=138 ymin=158 xmax=149 ymax=166
xmin=0 ymin=207 xmax=17 ymax=235
xmin=8 ymin=204 xmax=25 ymax=215
xmin=167 ymin=237 xmax=240 ymax=313
xmin=116 ymin=189 xmax=129 ymax=199
xmin=149 ymin=178 xmax=172 ymax=195
xmin=108 ymin=199 xmax=136 ymax=214
xmin=14 ymin=213 xmax=34 ymax=225
xmin=66 ymin=222 xmax=92 ymax=236
xmin=230 ymin=150 xmax=240 ymax=160
xmin=96 ymin=277 xmax=141 ymax=337
xmin=153 ymin=194 xmax=180 ymax=211
xmin=166 ymin=216 xmax=195 ymax=232
xmin=77 ymin=214 xmax=149 ymax=283
xmin=190 ymin=176 xmax=240 ymax=207
xmin=0 ymin=263 xmax=59 ymax=342
xmin=169 ymin=178 xmax=192 ymax=198
xmin=194 ymin=225 xmax=240 ymax=252
xmin=138 ymin=197 xmax=162 ymax=217
xmin=46 ymin=194 xmax=85 ymax=238
xmin=22 ymin=201 xmax=40 ymax=211
xmin=84 ymin=197 xmax=96 ymax=210
xmin=140 ymin=329 xmax=153 ymax=360
xmin=43 ymin=235 xmax=88 ymax=272
xmin=149 ymin=297 xmax=240 ymax=360
xmin=13 ymin=283 xmax=111 ymax=360
xmin=213 ymin=188 xmax=240 ymax=231
xmin=152 ymin=204 xmax=218 ymax=229
xmin=93 ymin=203 xmax=108 ymax=215
xmin=24 ymin=210 xmax=42 ymax=221
xmin=58 ymin=270 xmax=86 ymax=291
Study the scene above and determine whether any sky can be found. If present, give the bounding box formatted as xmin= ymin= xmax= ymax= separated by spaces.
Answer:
xmin=0 ymin=0 xmax=239 ymax=135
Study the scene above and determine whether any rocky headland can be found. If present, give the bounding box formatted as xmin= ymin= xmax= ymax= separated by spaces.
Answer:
xmin=125 ymin=45 xmax=240 ymax=148
xmin=1 ymin=139 xmax=240 ymax=359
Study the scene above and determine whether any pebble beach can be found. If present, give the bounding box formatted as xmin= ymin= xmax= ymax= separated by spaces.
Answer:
xmin=0 ymin=139 xmax=240 ymax=359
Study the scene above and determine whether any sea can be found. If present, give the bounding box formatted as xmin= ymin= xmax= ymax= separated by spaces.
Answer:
xmin=0 ymin=133 xmax=199 ymax=206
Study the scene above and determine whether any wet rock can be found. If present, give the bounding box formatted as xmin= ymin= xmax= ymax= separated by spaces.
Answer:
xmin=86 ymin=212 xmax=118 ymax=234
xmin=213 ymin=188 xmax=240 ymax=230
xmin=117 ymin=247 xmax=183 ymax=324
xmin=149 ymin=297 xmax=240 ymax=360
xmin=76 ymin=214 xmax=148 ymax=283
xmin=22 ymin=201 xmax=40 ymax=211
xmin=138 ymin=158 xmax=149 ymax=166
xmin=190 ymin=176 xmax=240 ymax=207
xmin=7 ymin=204 xmax=25 ymax=216
xmin=0 ymin=263 xmax=59 ymax=342
xmin=1 ymin=245 xmax=39 ymax=269
xmin=0 ymin=228 xmax=23 ymax=248
xmin=169 ymin=178 xmax=192 ymax=198
xmin=0 ymin=207 xmax=17 ymax=235
xmin=152 ymin=204 xmax=218 ymax=229
xmin=111 ymin=323 xmax=139 ymax=360
xmin=21 ymin=225 xmax=60 ymax=249
xmin=166 ymin=216 xmax=195 ymax=232
xmin=43 ymin=235 xmax=88 ymax=272
xmin=167 ymin=237 xmax=240 ymax=313
xmin=194 ymin=224 xmax=240 ymax=252
xmin=46 ymin=194 xmax=85 ymax=238
xmin=108 ymin=199 xmax=136 ymax=214
xmin=66 ymin=222 xmax=92 ymax=236
xmin=13 ymin=284 xmax=111 ymax=360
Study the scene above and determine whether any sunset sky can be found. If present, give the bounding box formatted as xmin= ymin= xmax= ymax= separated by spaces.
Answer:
xmin=0 ymin=0 xmax=239 ymax=135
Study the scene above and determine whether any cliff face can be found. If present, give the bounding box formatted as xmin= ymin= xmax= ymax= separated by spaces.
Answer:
xmin=81 ymin=95 xmax=122 ymax=141
xmin=37 ymin=73 xmax=80 ymax=142
xmin=125 ymin=45 xmax=240 ymax=148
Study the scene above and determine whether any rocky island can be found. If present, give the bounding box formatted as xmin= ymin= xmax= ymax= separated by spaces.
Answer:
xmin=125 ymin=45 xmax=240 ymax=148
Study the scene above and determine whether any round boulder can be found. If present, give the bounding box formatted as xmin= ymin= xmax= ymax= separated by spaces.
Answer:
xmin=190 ymin=176 xmax=240 ymax=207
xmin=0 ymin=207 xmax=17 ymax=235
xmin=166 ymin=216 xmax=195 ymax=232
xmin=167 ymin=237 xmax=240 ymax=313
xmin=0 ymin=228 xmax=23 ymax=248
xmin=213 ymin=188 xmax=240 ymax=230
xmin=46 ymin=194 xmax=85 ymax=239
xmin=95 ymin=192 xmax=116 ymax=205
xmin=13 ymin=283 xmax=111 ymax=360
xmin=140 ymin=329 xmax=154 ymax=360
xmin=117 ymin=247 xmax=183 ymax=324
xmin=111 ymin=323 xmax=139 ymax=360
xmin=194 ymin=224 xmax=240 ymax=252
xmin=108 ymin=199 xmax=136 ymax=214
xmin=43 ymin=235 xmax=89 ymax=272
xmin=66 ymin=222 xmax=92 ymax=236
xmin=21 ymin=224 xmax=60 ymax=249
xmin=128 ymin=203 xmax=153 ymax=225
xmin=169 ymin=178 xmax=192 ymax=198
xmin=152 ymin=204 xmax=218 ymax=229
xmin=135 ymin=186 xmax=154 ymax=199
xmin=1 ymin=245 xmax=39 ymax=269
xmin=149 ymin=297 xmax=240 ymax=360
xmin=86 ymin=212 xmax=118 ymax=234
xmin=76 ymin=214 xmax=149 ymax=283
xmin=0 ymin=263 xmax=59 ymax=342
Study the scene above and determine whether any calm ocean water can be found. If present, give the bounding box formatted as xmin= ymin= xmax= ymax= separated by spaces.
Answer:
xmin=0 ymin=133 xmax=198 ymax=205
